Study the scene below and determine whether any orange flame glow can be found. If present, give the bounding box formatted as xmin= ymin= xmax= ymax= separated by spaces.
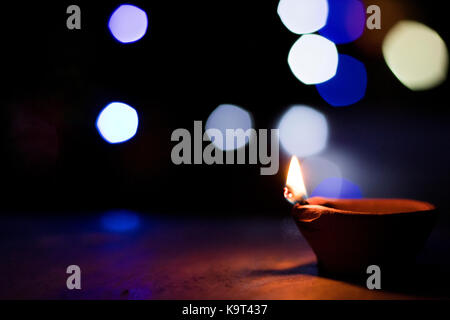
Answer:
xmin=284 ymin=156 xmax=308 ymax=204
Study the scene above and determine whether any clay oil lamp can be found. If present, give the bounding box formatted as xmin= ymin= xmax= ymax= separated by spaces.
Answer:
xmin=284 ymin=156 xmax=438 ymax=278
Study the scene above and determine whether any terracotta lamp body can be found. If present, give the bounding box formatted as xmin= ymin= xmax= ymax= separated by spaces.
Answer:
xmin=292 ymin=197 xmax=438 ymax=277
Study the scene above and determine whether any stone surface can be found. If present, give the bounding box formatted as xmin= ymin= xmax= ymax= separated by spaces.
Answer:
xmin=0 ymin=214 xmax=449 ymax=299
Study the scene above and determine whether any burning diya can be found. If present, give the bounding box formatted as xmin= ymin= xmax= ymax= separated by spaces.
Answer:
xmin=284 ymin=156 xmax=438 ymax=278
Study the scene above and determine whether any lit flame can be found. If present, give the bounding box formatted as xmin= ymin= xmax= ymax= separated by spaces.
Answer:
xmin=284 ymin=156 xmax=308 ymax=204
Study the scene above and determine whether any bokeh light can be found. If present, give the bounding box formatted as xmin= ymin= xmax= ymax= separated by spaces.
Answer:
xmin=355 ymin=0 xmax=411 ymax=57
xmin=302 ymin=156 xmax=342 ymax=193
xmin=100 ymin=210 xmax=140 ymax=232
xmin=96 ymin=102 xmax=139 ymax=144
xmin=316 ymin=54 xmax=367 ymax=107
xmin=108 ymin=4 xmax=148 ymax=44
xmin=288 ymin=35 xmax=339 ymax=85
xmin=319 ymin=0 xmax=365 ymax=44
xmin=311 ymin=177 xmax=362 ymax=199
xmin=205 ymin=104 xmax=253 ymax=151
xmin=277 ymin=0 xmax=329 ymax=34
xmin=278 ymin=105 xmax=328 ymax=157
xmin=382 ymin=20 xmax=448 ymax=91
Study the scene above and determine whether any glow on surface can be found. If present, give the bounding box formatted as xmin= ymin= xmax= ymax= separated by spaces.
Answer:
xmin=319 ymin=0 xmax=365 ymax=44
xmin=101 ymin=210 xmax=140 ymax=232
xmin=288 ymin=35 xmax=339 ymax=85
xmin=205 ymin=104 xmax=253 ymax=151
xmin=278 ymin=105 xmax=328 ymax=157
xmin=96 ymin=102 xmax=139 ymax=144
xmin=108 ymin=4 xmax=148 ymax=43
xmin=311 ymin=177 xmax=362 ymax=199
xmin=316 ymin=54 xmax=367 ymax=107
xmin=277 ymin=0 xmax=329 ymax=34
xmin=382 ymin=20 xmax=448 ymax=91
xmin=284 ymin=156 xmax=308 ymax=204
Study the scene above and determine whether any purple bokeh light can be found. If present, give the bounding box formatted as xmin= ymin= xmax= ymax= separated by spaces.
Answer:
xmin=319 ymin=0 xmax=365 ymax=44
xmin=108 ymin=4 xmax=148 ymax=44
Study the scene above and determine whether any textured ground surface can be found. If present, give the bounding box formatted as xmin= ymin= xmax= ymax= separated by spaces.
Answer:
xmin=1 ymin=214 xmax=449 ymax=299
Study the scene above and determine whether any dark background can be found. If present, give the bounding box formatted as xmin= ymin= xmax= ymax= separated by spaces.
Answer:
xmin=0 ymin=0 xmax=448 ymax=217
